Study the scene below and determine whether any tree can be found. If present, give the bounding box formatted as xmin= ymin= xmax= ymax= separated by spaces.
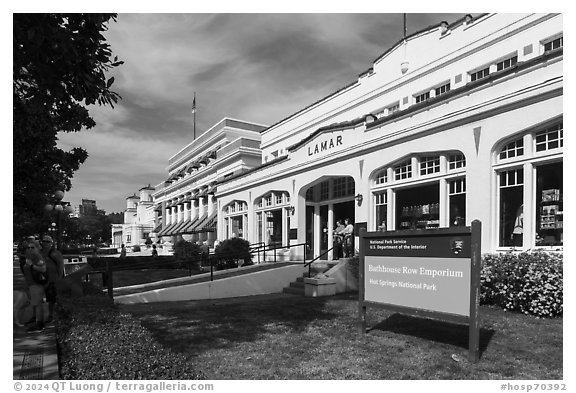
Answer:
xmin=13 ymin=14 xmax=123 ymax=240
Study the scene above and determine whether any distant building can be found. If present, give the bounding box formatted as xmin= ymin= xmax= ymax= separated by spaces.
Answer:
xmin=152 ymin=118 xmax=267 ymax=246
xmin=111 ymin=185 xmax=156 ymax=248
xmin=74 ymin=199 xmax=98 ymax=218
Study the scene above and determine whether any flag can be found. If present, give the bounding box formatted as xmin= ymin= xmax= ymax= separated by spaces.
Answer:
xmin=191 ymin=96 xmax=196 ymax=114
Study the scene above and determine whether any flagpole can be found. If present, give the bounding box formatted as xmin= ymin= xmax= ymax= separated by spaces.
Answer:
xmin=193 ymin=92 xmax=196 ymax=140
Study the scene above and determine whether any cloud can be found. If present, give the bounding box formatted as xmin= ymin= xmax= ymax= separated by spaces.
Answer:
xmin=52 ymin=13 xmax=472 ymax=213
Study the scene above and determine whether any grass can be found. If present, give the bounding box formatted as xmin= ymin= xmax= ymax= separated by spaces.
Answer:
xmin=121 ymin=292 xmax=563 ymax=380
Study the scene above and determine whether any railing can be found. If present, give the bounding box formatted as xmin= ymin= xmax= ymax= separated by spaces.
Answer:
xmin=303 ymin=246 xmax=334 ymax=278
xmin=86 ymin=241 xmax=310 ymax=300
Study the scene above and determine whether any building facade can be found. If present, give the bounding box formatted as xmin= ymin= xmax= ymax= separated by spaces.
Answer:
xmin=152 ymin=118 xmax=268 ymax=245
xmin=216 ymin=13 xmax=563 ymax=259
xmin=111 ymin=185 xmax=156 ymax=248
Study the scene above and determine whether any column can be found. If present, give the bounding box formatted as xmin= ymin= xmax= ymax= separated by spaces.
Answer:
xmin=313 ymin=204 xmax=321 ymax=258
xmin=165 ymin=206 xmax=171 ymax=226
xmin=190 ymin=200 xmax=198 ymax=222
xmin=207 ymin=195 xmax=215 ymax=217
xmin=327 ymin=203 xmax=334 ymax=260
xmin=439 ymin=178 xmax=448 ymax=228
xmin=199 ymin=197 xmax=206 ymax=219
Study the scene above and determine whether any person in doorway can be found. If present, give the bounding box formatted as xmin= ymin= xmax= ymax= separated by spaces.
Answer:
xmin=512 ymin=205 xmax=523 ymax=247
xmin=332 ymin=220 xmax=345 ymax=260
xmin=342 ymin=218 xmax=355 ymax=257
xmin=377 ymin=220 xmax=387 ymax=231
xmin=40 ymin=235 xmax=64 ymax=324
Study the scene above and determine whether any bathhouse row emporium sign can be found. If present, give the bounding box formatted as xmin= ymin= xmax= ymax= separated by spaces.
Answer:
xmin=358 ymin=221 xmax=482 ymax=362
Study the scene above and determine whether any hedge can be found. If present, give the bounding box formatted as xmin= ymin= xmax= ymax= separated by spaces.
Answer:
xmin=480 ymin=251 xmax=563 ymax=318
xmin=56 ymin=284 xmax=204 ymax=380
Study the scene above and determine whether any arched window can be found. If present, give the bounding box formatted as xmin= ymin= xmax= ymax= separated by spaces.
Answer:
xmin=371 ymin=151 xmax=466 ymax=232
xmin=255 ymin=191 xmax=291 ymax=246
xmin=494 ymin=120 xmax=563 ymax=249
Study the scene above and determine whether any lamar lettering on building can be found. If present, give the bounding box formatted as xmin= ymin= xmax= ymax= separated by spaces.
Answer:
xmin=307 ymin=135 xmax=343 ymax=156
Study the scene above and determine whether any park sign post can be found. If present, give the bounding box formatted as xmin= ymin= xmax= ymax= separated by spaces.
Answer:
xmin=358 ymin=220 xmax=481 ymax=363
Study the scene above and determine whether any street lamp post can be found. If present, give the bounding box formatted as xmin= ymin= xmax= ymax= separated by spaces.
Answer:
xmin=44 ymin=187 xmax=74 ymax=250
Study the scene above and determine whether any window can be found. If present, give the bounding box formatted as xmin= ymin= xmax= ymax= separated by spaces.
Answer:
xmin=544 ymin=36 xmax=563 ymax=52
xmin=394 ymin=161 xmax=412 ymax=181
xmin=388 ymin=103 xmax=400 ymax=115
xmin=415 ymin=91 xmax=430 ymax=104
xmin=449 ymin=154 xmax=466 ymax=170
xmin=535 ymin=123 xmax=563 ymax=152
xmin=470 ymin=67 xmax=490 ymax=82
xmin=320 ymin=181 xmax=329 ymax=201
xmin=420 ymin=156 xmax=440 ymax=176
xmin=276 ymin=194 xmax=283 ymax=205
xmin=375 ymin=170 xmax=388 ymax=185
xmin=499 ymin=169 xmax=524 ymax=247
xmin=375 ymin=192 xmax=387 ymax=231
xmin=449 ymin=179 xmax=466 ymax=227
xmin=435 ymin=83 xmax=450 ymax=97
xmin=496 ymin=55 xmax=518 ymax=71
xmin=265 ymin=195 xmax=272 ymax=207
xmin=499 ymin=138 xmax=524 ymax=160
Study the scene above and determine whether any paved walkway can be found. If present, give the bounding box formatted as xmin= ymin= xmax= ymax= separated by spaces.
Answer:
xmin=13 ymin=259 xmax=59 ymax=380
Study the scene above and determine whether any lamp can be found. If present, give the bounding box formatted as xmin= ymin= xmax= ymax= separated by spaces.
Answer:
xmin=44 ymin=186 xmax=74 ymax=250
xmin=355 ymin=194 xmax=363 ymax=206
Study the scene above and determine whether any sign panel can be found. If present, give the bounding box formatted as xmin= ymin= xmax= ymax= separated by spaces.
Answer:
xmin=364 ymin=256 xmax=470 ymax=316
xmin=358 ymin=222 xmax=481 ymax=363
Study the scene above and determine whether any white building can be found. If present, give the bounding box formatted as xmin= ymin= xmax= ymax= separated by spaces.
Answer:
xmin=152 ymin=118 xmax=268 ymax=245
xmin=216 ymin=13 xmax=563 ymax=259
xmin=111 ymin=185 xmax=156 ymax=248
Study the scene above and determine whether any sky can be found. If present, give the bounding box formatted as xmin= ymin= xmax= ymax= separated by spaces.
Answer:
xmin=54 ymin=12 xmax=472 ymax=213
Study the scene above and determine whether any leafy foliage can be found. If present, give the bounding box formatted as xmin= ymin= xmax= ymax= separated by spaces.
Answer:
xmin=214 ymin=237 xmax=253 ymax=269
xmin=480 ymin=252 xmax=563 ymax=318
xmin=57 ymin=288 xmax=204 ymax=379
xmin=13 ymin=14 xmax=123 ymax=240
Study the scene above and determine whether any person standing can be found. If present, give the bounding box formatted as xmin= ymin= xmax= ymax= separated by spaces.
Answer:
xmin=342 ymin=218 xmax=355 ymax=258
xmin=22 ymin=248 xmax=48 ymax=332
xmin=151 ymin=244 xmax=158 ymax=257
xmin=333 ymin=220 xmax=345 ymax=260
xmin=120 ymin=243 xmax=127 ymax=258
xmin=40 ymin=235 xmax=64 ymax=323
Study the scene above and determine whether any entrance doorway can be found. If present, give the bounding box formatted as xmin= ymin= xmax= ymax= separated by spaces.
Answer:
xmin=304 ymin=176 xmax=355 ymax=260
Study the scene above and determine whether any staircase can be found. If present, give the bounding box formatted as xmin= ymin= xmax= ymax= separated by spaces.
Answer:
xmin=282 ymin=261 xmax=339 ymax=296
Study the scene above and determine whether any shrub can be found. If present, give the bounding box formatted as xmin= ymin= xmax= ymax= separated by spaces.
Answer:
xmin=214 ymin=238 xmax=253 ymax=270
xmin=132 ymin=245 xmax=141 ymax=252
xmin=480 ymin=251 xmax=563 ymax=318
xmin=173 ymin=240 xmax=201 ymax=270
xmin=56 ymin=284 xmax=204 ymax=380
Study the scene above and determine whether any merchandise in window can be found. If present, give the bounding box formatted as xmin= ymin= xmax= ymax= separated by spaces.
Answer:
xmin=535 ymin=162 xmax=563 ymax=247
xmin=396 ymin=184 xmax=440 ymax=230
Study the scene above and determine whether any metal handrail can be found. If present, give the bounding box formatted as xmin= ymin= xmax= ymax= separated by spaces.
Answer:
xmin=304 ymin=246 xmax=334 ymax=278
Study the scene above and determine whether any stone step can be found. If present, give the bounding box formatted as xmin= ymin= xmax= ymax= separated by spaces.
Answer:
xmin=289 ymin=281 xmax=304 ymax=289
xmin=282 ymin=286 xmax=304 ymax=295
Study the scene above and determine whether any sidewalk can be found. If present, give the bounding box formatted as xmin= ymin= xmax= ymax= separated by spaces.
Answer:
xmin=13 ymin=322 xmax=59 ymax=380
xmin=13 ymin=259 xmax=60 ymax=380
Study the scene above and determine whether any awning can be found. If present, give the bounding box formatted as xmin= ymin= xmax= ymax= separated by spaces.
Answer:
xmin=201 ymin=214 xmax=218 ymax=232
xmin=181 ymin=217 xmax=200 ymax=234
xmin=152 ymin=223 xmax=162 ymax=233
xmin=167 ymin=219 xmax=190 ymax=236
xmin=157 ymin=221 xmax=179 ymax=237
xmin=190 ymin=212 xmax=217 ymax=234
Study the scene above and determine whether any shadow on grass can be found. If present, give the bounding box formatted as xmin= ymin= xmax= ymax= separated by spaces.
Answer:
xmin=124 ymin=294 xmax=345 ymax=357
xmin=368 ymin=313 xmax=495 ymax=358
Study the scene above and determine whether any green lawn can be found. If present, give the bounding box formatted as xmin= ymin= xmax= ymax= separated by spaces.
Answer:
xmin=121 ymin=293 xmax=563 ymax=380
